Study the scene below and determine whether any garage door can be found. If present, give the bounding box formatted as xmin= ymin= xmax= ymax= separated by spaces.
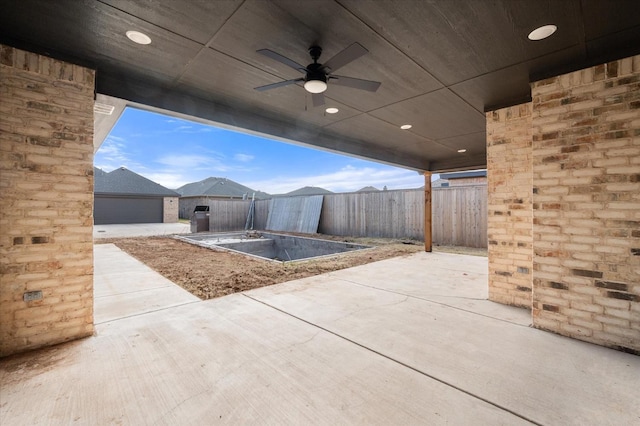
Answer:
xmin=94 ymin=196 xmax=163 ymax=224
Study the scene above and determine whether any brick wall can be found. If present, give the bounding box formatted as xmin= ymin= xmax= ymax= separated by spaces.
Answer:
xmin=486 ymin=104 xmax=533 ymax=308
xmin=531 ymin=56 xmax=640 ymax=353
xmin=0 ymin=45 xmax=95 ymax=356
xmin=163 ymin=197 xmax=179 ymax=223
xmin=487 ymin=55 xmax=640 ymax=353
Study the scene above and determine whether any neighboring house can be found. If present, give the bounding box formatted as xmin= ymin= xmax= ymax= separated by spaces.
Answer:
xmin=282 ymin=186 xmax=333 ymax=196
xmin=94 ymin=167 xmax=180 ymax=225
xmin=356 ymin=186 xmax=380 ymax=193
xmin=431 ymin=178 xmax=450 ymax=188
xmin=176 ymin=177 xmax=270 ymax=219
xmin=439 ymin=170 xmax=487 ymax=186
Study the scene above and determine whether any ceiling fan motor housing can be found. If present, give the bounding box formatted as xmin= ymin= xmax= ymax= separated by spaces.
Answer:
xmin=308 ymin=45 xmax=323 ymax=62
xmin=305 ymin=63 xmax=327 ymax=83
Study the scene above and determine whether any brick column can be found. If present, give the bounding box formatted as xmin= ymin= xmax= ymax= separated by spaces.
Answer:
xmin=487 ymin=55 xmax=640 ymax=353
xmin=163 ymin=197 xmax=179 ymax=223
xmin=530 ymin=56 xmax=640 ymax=353
xmin=486 ymin=104 xmax=534 ymax=308
xmin=0 ymin=45 xmax=95 ymax=356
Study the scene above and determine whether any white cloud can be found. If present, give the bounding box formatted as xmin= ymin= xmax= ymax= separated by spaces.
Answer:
xmin=153 ymin=152 xmax=254 ymax=186
xmin=234 ymin=153 xmax=254 ymax=162
xmin=106 ymin=135 xmax=126 ymax=143
xmin=96 ymin=136 xmax=127 ymax=160
xmin=94 ymin=136 xmax=146 ymax=172
xmin=156 ymin=121 xmax=216 ymax=135
xmin=245 ymin=165 xmax=424 ymax=194
xmin=156 ymin=154 xmax=223 ymax=169
xmin=140 ymin=172 xmax=191 ymax=190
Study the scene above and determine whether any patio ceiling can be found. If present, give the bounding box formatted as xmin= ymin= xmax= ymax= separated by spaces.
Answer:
xmin=2 ymin=0 xmax=639 ymax=172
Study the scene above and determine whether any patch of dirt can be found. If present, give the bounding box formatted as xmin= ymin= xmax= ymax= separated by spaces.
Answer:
xmin=0 ymin=340 xmax=83 ymax=385
xmin=97 ymin=233 xmax=486 ymax=300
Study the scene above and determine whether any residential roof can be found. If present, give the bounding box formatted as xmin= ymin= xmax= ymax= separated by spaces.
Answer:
xmin=94 ymin=167 xmax=108 ymax=179
xmin=440 ymin=170 xmax=487 ymax=180
xmin=94 ymin=167 xmax=180 ymax=197
xmin=357 ymin=186 xmax=380 ymax=193
xmin=176 ymin=177 xmax=270 ymax=199
xmin=285 ymin=186 xmax=334 ymax=196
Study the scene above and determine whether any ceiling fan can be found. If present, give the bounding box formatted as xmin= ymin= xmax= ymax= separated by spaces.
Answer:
xmin=254 ymin=42 xmax=381 ymax=107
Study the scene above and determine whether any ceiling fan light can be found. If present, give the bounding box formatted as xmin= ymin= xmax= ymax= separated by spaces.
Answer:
xmin=304 ymin=80 xmax=327 ymax=93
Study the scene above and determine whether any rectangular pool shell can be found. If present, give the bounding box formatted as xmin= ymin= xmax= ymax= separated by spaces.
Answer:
xmin=176 ymin=232 xmax=372 ymax=263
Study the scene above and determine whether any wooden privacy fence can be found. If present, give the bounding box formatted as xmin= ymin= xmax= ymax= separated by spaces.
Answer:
xmin=184 ymin=185 xmax=487 ymax=247
xmin=318 ymin=186 xmax=487 ymax=247
xmin=179 ymin=197 xmax=269 ymax=231
xmin=432 ymin=186 xmax=487 ymax=248
xmin=318 ymin=190 xmax=424 ymax=240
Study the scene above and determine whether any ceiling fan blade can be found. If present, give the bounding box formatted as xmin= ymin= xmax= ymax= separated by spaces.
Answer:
xmin=323 ymin=42 xmax=368 ymax=73
xmin=254 ymin=78 xmax=304 ymax=92
xmin=330 ymin=75 xmax=381 ymax=92
xmin=311 ymin=92 xmax=325 ymax=107
xmin=257 ymin=49 xmax=307 ymax=73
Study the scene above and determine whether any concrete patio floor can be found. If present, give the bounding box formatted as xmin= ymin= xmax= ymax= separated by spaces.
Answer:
xmin=94 ymin=222 xmax=190 ymax=239
xmin=1 ymin=245 xmax=638 ymax=425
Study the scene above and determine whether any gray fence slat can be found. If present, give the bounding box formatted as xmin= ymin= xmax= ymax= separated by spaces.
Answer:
xmin=266 ymin=195 xmax=323 ymax=233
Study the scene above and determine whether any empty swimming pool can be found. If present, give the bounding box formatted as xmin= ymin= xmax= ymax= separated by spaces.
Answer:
xmin=177 ymin=232 xmax=371 ymax=262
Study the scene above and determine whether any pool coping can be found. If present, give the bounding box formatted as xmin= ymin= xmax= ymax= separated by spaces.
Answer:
xmin=174 ymin=231 xmax=374 ymax=264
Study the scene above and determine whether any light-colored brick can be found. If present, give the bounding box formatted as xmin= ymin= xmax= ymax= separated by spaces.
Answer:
xmin=560 ymin=322 xmax=593 ymax=337
xmin=594 ymin=315 xmax=630 ymax=328
xmin=0 ymin=45 xmax=94 ymax=357
xmin=569 ymin=317 xmax=604 ymax=331
xmin=163 ymin=197 xmax=179 ymax=223
xmin=486 ymin=104 xmax=533 ymax=306
xmin=594 ymin=296 xmax=631 ymax=310
xmin=570 ymin=301 xmax=604 ymax=314
xmin=491 ymin=54 xmax=640 ymax=353
xmin=603 ymin=324 xmax=640 ymax=339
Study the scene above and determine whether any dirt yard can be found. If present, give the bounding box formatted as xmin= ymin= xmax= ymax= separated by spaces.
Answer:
xmin=98 ymin=234 xmax=486 ymax=300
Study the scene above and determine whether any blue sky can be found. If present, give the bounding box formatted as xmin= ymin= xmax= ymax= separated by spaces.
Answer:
xmin=95 ymin=107 xmax=428 ymax=193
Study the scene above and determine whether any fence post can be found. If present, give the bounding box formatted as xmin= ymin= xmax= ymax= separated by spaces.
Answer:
xmin=424 ymin=172 xmax=432 ymax=252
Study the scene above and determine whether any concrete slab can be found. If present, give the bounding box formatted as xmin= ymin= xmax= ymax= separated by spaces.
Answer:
xmin=1 ymin=248 xmax=638 ymax=426
xmin=94 ymin=223 xmax=190 ymax=239
xmin=246 ymin=252 xmax=640 ymax=426
xmin=0 ymin=295 xmax=529 ymax=425
xmin=325 ymin=251 xmax=531 ymax=325
xmin=94 ymin=244 xmax=199 ymax=324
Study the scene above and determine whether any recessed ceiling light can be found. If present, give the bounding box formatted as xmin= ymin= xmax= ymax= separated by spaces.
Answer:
xmin=528 ymin=25 xmax=557 ymax=41
xmin=325 ymin=107 xmax=339 ymax=114
xmin=457 ymin=149 xmax=467 ymax=153
xmin=400 ymin=124 xmax=412 ymax=130
xmin=126 ymin=30 xmax=152 ymax=45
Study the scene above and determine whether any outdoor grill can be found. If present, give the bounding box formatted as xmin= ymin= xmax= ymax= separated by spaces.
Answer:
xmin=190 ymin=205 xmax=210 ymax=233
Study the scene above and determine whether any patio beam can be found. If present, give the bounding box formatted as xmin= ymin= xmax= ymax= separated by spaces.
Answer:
xmin=424 ymin=172 xmax=432 ymax=252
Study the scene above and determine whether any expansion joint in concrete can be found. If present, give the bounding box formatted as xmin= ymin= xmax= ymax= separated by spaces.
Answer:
xmin=242 ymin=293 xmax=543 ymax=426
xmin=339 ymin=279 xmax=532 ymax=328
xmin=94 ymin=300 xmax=201 ymax=325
